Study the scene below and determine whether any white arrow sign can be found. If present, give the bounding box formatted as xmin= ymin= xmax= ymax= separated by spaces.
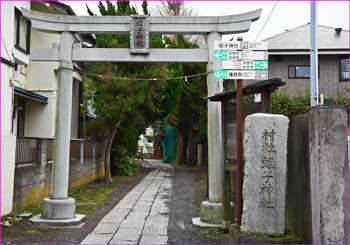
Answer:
xmin=226 ymin=70 xmax=269 ymax=80
xmin=214 ymin=60 xmax=269 ymax=70
xmin=217 ymin=50 xmax=268 ymax=61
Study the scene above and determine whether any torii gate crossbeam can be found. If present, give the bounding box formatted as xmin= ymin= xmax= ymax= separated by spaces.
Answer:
xmin=22 ymin=8 xmax=261 ymax=225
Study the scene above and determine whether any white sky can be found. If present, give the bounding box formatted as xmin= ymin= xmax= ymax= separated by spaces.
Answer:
xmin=62 ymin=1 xmax=349 ymax=41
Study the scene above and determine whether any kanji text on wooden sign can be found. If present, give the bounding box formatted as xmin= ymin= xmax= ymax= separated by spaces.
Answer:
xmin=130 ymin=15 xmax=150 ymax=54
xmin=213 ymin=41 xmax=269 ymax=80
xmin=214 ymin=41 xmax=268 ymax=50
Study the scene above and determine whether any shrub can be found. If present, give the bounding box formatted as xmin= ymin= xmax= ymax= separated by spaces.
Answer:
xmin=111 ymin=145 xmax=140 ymax=176
xmin=272 ymin=93 xmax=310 ymax=117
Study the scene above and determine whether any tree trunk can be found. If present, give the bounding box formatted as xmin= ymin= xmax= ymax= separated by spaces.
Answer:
xmin=186 ymin=126 xmax=193 ymax=163
xmin=104 ymin=122 xmax=120 ymax=183
xmin=178 ymin=133 xmax=188 ymax=164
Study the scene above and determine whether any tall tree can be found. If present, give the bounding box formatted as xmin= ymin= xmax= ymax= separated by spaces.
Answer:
xmin=154 ymin=1 xmax=208 ymax=164
xmin=85 ymin=1 xmax=171 ymax=181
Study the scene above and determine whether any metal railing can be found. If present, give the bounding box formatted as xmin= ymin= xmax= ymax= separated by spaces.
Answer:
xmin=15 ymin=137 xmax=41 ymax=166
xmin=70 ymin=140 xmax=82 ymax=159
xmin=46 ymin=139 xmax=54 ymax=161
xmin=15 ymin=137 xmax=102 ymax=167
xmin=83 ymin=141 xmax=94 ymax=158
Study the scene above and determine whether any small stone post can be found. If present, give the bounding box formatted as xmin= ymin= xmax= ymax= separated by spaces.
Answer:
xmin=197 ymin=144 xmax=203 ymax=166
xmin=200 ymin=31 xmax=224 ymax=224
xmin=80 ymin=141 xmax=84 ymax=164
xmin=241 ymin=113 xmax=289 ymax=234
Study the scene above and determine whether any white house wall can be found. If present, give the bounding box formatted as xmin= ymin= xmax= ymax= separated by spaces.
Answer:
xmin=1 ymin=65 xmax=16 ymax=216
xmin=24 ymin=92 xmax=55 ymax=138
xmin=1 ymin=1 xmax=30 ymax=216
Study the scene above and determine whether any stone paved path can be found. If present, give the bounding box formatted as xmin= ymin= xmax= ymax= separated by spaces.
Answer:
xmin=81 ymin=161 xmax=173 ymax=244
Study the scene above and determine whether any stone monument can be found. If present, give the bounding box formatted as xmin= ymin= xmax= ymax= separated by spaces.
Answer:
xmin=241 ymin=113 xmax=289 ymax=235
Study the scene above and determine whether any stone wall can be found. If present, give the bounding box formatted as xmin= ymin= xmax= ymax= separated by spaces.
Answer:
xmin=269 ymin=54 xmax=348 ymax=99
xmin=13 ymin=140 xmax=105 ymax=211
xmin=286 ymin=106 xmax=348 ymax=243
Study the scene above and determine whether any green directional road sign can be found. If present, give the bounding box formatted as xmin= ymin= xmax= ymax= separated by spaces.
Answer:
xmin=254 ymin=60 xmax=269 ymax=70
xmin=214 ymin=50 xmax=228 ymax=61
xmin=213 ymin=70 xmax=228 ymax=79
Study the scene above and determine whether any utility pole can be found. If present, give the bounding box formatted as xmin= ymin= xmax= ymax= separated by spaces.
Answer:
xmin=310 ymin=0 xmax=319 ymax=106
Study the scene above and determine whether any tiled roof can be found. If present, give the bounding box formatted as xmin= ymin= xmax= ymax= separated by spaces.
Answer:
xmin=263 ymin=23 xmax=349 ymax=50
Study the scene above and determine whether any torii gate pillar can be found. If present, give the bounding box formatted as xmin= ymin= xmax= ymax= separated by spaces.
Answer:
xmin=200 ymin=32 xmax=224 ymax=224
xmin=32 ymin=32 xmax=85 ymax=224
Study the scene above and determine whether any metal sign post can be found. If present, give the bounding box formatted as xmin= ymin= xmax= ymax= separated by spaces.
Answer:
xmin=213 ymin=40 xmax=268 ymax=226
xmin=236 ymin=79 xmax=243 ymax=226
xmin=310 ymin=0 xmax=319 ymax=106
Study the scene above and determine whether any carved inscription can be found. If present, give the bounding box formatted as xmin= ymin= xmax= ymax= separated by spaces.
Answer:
xmin=130 ymin=15 xmax=150 ymax=54
xmin=259 ymin=129 xmax=276 ymax=208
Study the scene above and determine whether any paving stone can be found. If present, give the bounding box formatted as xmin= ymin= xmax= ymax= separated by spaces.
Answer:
xmin=134 ymin=201 xmax=152 ymax=208
xmin=145 ymin=215 xmax=169 ymax=228
xmin=115 ymin=202 xmax=135 ymax=209
xmin=138 ymin=197 xmax=154 ymax=203
xmin=112 ymin=228 xmax=142 ymax=241
xmin=109 ymin=239 xmax=138 ymax=244
xmin=80 ymin=166 xmax=173 ymax=245
xmin=101 ymin=208 xmax=130 ymax=223
xmin=92 ymin=222 xmax=120 ymax=234
xmin=120 ymin=216 xmax=146 ymax=229
xmin=127 ymin=212 xmax=148 ymax=219
xmin=139 ymin=234 xmax=168 ymax=244
xmin=80 ymin=233 xmax=113 ymax=244
xmin=142 ymin=226 xmax=168 ymax=236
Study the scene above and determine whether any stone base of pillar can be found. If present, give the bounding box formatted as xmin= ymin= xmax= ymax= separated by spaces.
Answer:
xmin=200 ymin=200 xmax=222 ymax=224
xmin=42 ymin=197 xmax=76 ymax=219
xmin=30 ymin=197 xmax=85 ymax=226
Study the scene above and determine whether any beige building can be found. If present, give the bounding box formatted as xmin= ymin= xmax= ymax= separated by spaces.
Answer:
xmin=264 ymin=23 xmax=349 ymax=99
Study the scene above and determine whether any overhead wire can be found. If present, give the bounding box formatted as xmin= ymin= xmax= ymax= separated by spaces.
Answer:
xmin=255 ymin=1 xmax=278 ymax=41
xmin=80 ymin=70 xmax=212 ymax=82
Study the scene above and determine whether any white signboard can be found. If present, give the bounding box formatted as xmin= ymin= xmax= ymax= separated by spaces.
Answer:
xmin=226 ymin=70 xmax=268 ymax=80
xmin=214 ymin=41 xmax=268 ymax=50
xmin=214 ymin=60 xmax=269 ymax=70
xmin=213 ymin=70 xmax=268 ymax=80
xmin=214 ymin=50 xmax=268 ymax=61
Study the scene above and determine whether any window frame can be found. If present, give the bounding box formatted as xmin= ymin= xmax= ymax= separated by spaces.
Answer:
xmin=14 ymin=8 xmax=31 ymax=55
xmin=288 ymin=65 xmax=320 ymax=79
xmin=339 ymin=57 xmax=350 ymax=82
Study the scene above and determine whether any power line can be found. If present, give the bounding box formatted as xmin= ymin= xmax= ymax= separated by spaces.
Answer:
xmin=80 ymin=70 xmax=211 ymax=81
xmin=255 ymin=1 xmax=278 ymax=41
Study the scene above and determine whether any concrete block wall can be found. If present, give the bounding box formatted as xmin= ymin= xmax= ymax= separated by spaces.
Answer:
xmin=286 ymin=106 xmax=348 ymax=243
xmin=13 ymin=140 xmax=105 ymax=211
xmin=269 ymin=54 xmax=348 ymax=99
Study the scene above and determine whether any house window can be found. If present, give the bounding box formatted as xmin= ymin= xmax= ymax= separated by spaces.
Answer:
xmin=288 ymin=65 xmax=320 ymax=79
xmin=14 ymin=8 xmax=30 ymax=54
xmin=340 ymin=58 xmax=349 ymax=82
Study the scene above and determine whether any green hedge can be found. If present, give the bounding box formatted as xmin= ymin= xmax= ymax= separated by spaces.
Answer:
xmin=271 ymin=93 xmax=310 ymax=118
xmin=271 ymin=93 xmax=349 ymax=118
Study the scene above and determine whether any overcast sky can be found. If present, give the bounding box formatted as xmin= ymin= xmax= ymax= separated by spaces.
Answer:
xmin=62 ymin=1 xmax=349 ymax=41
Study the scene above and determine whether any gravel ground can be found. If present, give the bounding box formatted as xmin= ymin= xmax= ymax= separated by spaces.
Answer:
xmin=1 ymin=172 xmax=148 ymax=244
xmin=167 ymin=165 xmax=301 ymax=244
xmin=167 ymin=164 xmax=234 ymax=244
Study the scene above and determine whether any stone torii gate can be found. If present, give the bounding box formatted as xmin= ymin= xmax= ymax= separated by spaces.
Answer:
xmin=22 ymin=8 xmax=261 ymax=224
